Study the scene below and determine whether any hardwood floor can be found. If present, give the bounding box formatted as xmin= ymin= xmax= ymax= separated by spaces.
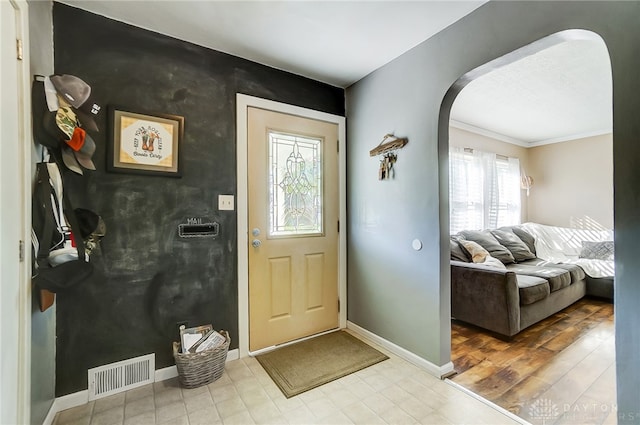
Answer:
xmin=451 ymin=297 xmax=616 ymax=425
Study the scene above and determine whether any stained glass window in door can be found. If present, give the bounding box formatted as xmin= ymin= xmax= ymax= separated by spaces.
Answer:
xmin=268 ymin=131 xmax=323 ymax=236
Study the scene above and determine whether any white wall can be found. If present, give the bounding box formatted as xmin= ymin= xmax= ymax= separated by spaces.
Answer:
xmin=27 ymin=1 xmax=56 ymax=424
xmin=449 ymin=126 xmax=530 ymax=223
xmin=346 ymin=0 xmax=638 ymax=384
xmin=528 ymin=134 xmax=613 ymax=229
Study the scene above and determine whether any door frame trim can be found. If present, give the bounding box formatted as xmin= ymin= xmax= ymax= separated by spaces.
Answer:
xmin=3 ymin=0 xmax=33 ymax=422
xmin=236 ymin=94 xmax=347 ymax=358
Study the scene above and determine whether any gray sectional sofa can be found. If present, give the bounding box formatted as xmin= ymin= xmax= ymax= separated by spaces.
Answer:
xmin=450 ymin=225 xmax=613 ymax=338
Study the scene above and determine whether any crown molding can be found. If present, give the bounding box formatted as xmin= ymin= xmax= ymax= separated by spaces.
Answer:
xmin=527 ymin=129 xmax=612 ymax=147
xmin=450 ymin=120 xmax=611 ymax=148
xmin=449 ymin=120 xmax=529 ymax=147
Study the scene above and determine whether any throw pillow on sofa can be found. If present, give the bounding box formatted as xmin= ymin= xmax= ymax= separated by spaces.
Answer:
xmin=580 ymin=240 xmax=614 ymax=261
xmin=505 ymin=226 xmax=537 ymax=255
xmin=459 ymin=240 xmax=506 ymax=269
xmin=459 ymin=230 xmax=516 ymax=264
xmin=459 ymin=240 xmax=489 ymax=263
xmin=450 ymin=236 xmax=471 ymax=262
xmin=483 ymin=255 xmax=507 ymax=270
xmin=491 ymin=229 xmax=536 ymax=262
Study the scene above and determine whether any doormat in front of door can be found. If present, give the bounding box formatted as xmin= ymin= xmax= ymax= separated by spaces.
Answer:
xmin=255 ymin=330 xmax=389 ymax=398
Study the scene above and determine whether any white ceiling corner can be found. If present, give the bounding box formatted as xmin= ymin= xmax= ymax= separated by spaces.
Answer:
xmin=450 ymin=37 xmax=613 ymax=147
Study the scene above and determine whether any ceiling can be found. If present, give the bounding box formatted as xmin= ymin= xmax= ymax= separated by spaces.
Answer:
xmin=57 ymin=1 xmax=612 ymax=145
xmin=450 ymin=36 xmax=613 ymax=147
xmin=57 ymin=0 xmax=486 ymax=88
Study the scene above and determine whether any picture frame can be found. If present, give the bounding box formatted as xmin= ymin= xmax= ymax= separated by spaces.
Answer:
xmin=107 ymin=106 xmax=184 ymax=177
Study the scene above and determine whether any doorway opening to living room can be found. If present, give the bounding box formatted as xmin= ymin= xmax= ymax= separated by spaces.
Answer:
xmin=439 ymin=29 xmax=615 ymax=423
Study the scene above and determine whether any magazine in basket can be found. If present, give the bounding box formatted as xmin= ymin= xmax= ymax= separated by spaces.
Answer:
xmin=189 ymin=329 xmax=226 ymax=353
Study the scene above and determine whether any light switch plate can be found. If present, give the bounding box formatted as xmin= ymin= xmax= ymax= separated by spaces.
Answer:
xmin=218 ymin=195 xmax=234 ymax=211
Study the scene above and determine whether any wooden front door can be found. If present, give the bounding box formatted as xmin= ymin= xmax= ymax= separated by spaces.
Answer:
xmin=247 ymin=107 xmax=339 ymax=352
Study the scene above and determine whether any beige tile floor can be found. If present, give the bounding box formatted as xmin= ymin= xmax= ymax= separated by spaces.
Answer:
xmin=53 ymin=337 xmax=520 ymax=425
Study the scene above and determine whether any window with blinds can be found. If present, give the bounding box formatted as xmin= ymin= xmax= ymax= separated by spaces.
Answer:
xmin=449 ymin=147 xmax=521 ymax=234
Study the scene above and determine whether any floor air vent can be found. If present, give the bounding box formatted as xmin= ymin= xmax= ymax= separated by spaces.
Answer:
xmin=88 ymin=353 xmax=155 ymax=400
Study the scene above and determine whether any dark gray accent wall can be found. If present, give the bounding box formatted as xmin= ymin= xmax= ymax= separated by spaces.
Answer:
xmin=52 ymin=3 xmax=343 ymax=396
xmin=28 ymin=1 xmax=55 ymax=423
xmin=346 ymin=1 xmax=639 ymax=420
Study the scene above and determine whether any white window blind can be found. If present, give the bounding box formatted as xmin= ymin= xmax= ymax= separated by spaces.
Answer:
xmin=449 ymin=147 xmax=521 ymax=234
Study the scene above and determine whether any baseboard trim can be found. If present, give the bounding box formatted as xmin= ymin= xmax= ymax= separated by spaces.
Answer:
xmin=43 ymin=403 xmax=58 ymax=425
xmin=154 ymin=365 xmax=178 ymax=382
xmin=346 ymin=321 xmax=454 ymax=378
xmin=42 ymin=390 xmax=89 ymax=425
xmin=445 ymin=379 xmax=530 ymax=424
xmin=44 ymin=348 xmax=240 ymax=422
xmin=226 ymin=348 xmax=240 ymax=362
xmin=155 ymin=348 xmax=239 ymax=381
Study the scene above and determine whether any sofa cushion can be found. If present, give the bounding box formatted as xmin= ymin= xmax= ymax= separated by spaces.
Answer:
xmin=491 ymin=229 xmax=537 ymax=262
xmin=506 ymin=264 xmax=571 ymax=292
xmin=517 ymin=258 xmax=586 ymax=283
xmin=516 ymin=274 xmax=550 ymax=305
xmin=450 ymin=236 xmax=471 ymax=262
xmin=586 ymin=276 xmax=614 ymax=300
xmin=459 ymin=230 xmax=516 ymax=264
xmin=501 ymin=225 xmax=537 ymax=255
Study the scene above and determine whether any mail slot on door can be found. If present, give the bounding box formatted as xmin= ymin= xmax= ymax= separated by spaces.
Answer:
xmin=178 ymin=222 xmax=219 ymax=238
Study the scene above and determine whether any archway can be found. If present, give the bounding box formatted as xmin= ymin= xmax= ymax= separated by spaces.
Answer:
xmin=438 ymin=29 xmax=614 ymax=422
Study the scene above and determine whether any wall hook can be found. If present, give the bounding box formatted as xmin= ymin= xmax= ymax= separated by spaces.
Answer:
xmin=369 ymin=134 xmax=408 ymax=157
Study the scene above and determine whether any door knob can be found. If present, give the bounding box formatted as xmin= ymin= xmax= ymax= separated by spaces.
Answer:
xmin=252 ymin=228 xmax=261 ymax=237
xmin=252 ymin=239 xmax=262 ymax=248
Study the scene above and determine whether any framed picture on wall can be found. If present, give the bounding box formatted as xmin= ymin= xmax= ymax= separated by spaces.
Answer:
xmin=107 ymin=107 xmax=184 ymax=177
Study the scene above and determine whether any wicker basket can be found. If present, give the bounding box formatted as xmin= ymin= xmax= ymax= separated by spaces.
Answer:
xmin=173 ymin=330 xmax=230 ymax=388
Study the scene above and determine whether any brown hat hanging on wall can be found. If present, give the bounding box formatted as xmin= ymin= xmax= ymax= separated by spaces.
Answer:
xmin=35 ymin=74 xmax=102 ymax=174
xmin=50 ymin=74 xmax=102 ymax=132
